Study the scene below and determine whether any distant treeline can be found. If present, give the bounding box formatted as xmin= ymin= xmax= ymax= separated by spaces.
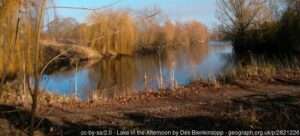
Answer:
xmin=217 ymin=0 xmax=300 ymax=56
xmin=46 ymin=9 xmax=209 ymax=55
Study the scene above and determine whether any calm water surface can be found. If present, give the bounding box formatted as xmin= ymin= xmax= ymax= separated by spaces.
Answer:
xmin=40 ymin=41 xmax=233 ymax=100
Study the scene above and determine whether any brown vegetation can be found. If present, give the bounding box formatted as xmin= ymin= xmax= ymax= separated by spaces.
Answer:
xmin=45 ymin=9 xmax=209 ymax=56
xmin=136 ymin=19 xmax=209 ymax=54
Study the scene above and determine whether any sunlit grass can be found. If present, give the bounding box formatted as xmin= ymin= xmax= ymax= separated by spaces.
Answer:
xmin=218 ymin=55 xmax=300 ymax=84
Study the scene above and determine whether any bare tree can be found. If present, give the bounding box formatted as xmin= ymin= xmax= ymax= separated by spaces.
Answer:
xmin=47 ymin=17 xmax=79 ymax=43
xmin=217 ymin=0 xmax=270 ymax=40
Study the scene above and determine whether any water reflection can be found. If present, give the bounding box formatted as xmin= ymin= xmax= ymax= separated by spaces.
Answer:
xmin=40 ymin=41 xmax=233 ymax=100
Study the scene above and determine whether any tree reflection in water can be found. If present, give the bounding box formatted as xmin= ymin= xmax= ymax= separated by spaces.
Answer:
xmin=40 ymin=42 xmax=233 ymax=100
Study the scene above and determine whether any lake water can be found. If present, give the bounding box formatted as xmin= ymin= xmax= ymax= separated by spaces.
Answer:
xmin=40 ymin=41 xmax=233 ymax=100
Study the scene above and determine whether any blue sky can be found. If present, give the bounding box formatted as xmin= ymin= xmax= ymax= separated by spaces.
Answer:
xmin=51 ymin=0 xmax=217 ymax=29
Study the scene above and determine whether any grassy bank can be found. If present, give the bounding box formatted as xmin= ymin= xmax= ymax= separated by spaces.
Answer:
xmin=218 ymin=56 xmax=300 ymax=86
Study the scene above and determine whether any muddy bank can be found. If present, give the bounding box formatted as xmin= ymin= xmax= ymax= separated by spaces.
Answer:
xmin=1 ymin=83 xmax=300 ymax=135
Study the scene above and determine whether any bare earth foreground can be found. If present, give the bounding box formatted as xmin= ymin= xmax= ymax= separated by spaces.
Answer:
xmin=0 ymin=72 xmax=300 ymax=135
